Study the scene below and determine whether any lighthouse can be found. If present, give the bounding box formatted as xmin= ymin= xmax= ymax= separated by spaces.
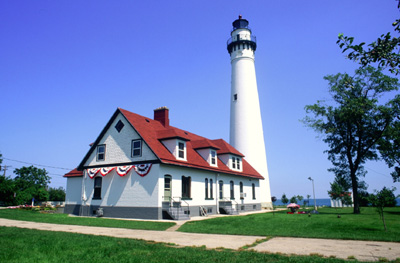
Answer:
xmin=227 ymin=16 xmax=272 ymax=208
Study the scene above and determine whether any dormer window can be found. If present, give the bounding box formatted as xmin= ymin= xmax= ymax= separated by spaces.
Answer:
xmin=159 ymin=135 xmax=188 ymax=161
xmin=210 ymin=150 xmax=217 ymax=166
xmin=231 ymin=156 xmax=242 ymax=171
xmin=178 ymin=141 xmax=186 ymax=160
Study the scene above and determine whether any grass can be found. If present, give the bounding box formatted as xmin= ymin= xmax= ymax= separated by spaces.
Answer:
xmin=178 ymin=207 xmax=400 ymax=242
xmin=0 ymin=227 xmax=359 ymax=263
xmin=0 ymin=209 xmax=175 ymax=231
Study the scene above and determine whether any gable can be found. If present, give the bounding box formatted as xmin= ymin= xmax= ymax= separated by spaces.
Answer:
xmin=79 ymin=110 xmax=158 ymax=169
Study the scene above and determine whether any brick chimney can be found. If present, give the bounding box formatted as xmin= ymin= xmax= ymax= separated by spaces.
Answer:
xmin=154 ymin=106 xmax=169 ymax=127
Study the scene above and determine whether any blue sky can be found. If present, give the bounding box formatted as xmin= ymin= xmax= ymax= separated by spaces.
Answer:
xmin=1 ymin=1 xmax=399 ymax=199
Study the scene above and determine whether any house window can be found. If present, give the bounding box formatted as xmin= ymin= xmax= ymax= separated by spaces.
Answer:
xmin=240 ymin=182 xmax=244 ymax=199
xmin=205 ymin=178 xmax=209 ymax=199
xmin=252 ymin=183 xmax=256 ymax=200
xmin=93 ymin=177 xmax=102 ymax=199
xmin=182 ymin=176 xmax=191 ymax=199
xmin=178 ymin=141 xmax=185 ymax=159
xmin=209 ymin=179 xmax=213 ymax=199
xmin=115 ymin=120 xmax=124 ymax=133
xmin=230 ymin=181 xmax=235 ymax=199
xmin=96 ymin=145 xmax=105 ymax=161
xmin=219 ymin=180 xmax=224 ymax=200
xmin=164 ymin=175 xmax=172 ymax=201
xmin=232 ymin=156 xmax=241 ymax=170
xmin=211 ymin=150 xmax=217 ymax=165
xmin=132 ymin=140 xmax=142 ymax=157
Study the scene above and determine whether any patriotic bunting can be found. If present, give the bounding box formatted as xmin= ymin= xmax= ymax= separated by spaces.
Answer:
xmin=134 ymin=164 xmax=152 ymax=177
xmin=87 ymin=164 xmax=152 ymax=178
xmin=116 ymin=165 xmax=133 ymax=177
xmin=87 ymin=168 xmax=100 ymax=178
xmin=100 ymin=167 xmax=115 ymax=176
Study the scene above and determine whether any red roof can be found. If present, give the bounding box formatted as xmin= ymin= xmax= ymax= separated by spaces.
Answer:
xmin=119 ymin=108 xmax=263 ymax=179
xmin=73 ymin=108 xmax=263 ymax=180
xmin=191 ymin=139 xmax=220 ymax=150
xmin=64 ymin=168 xmax=83 ymax=177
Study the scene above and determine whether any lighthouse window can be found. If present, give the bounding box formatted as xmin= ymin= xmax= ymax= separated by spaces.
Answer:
xmin=233 ymin=94 xmax=237 ymax=101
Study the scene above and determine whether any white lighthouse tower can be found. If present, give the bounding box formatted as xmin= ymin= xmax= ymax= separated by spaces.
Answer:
xmin=227 ymin=16 xmax=272 ymax=208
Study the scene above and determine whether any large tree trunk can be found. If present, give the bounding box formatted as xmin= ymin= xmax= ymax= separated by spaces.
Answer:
xmin=351 ymin=173 xmax=360 ymax=214
xmin=350 ymin=171 xmax=360 ymax=214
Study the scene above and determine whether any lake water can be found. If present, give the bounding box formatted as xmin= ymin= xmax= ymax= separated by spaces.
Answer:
xmin=273 ymin=198 xmax=400 ymax=207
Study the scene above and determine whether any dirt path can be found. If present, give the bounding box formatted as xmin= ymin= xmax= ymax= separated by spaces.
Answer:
xmin=1 ymin=218 xmax=399 ymax=262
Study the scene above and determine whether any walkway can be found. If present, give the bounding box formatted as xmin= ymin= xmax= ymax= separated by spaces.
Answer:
xmin=1 ymin=218 xmax=399 ymax=262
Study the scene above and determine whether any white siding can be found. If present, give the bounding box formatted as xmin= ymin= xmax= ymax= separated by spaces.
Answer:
xmin=65 ymin=177 xmax=83 ymax=205
xmin=158 ymin=164 xmax=260 ymax=207
xmin=85 ymin=113 xmax=157 ymax=167
xmin=84 ymin=164 xmax=160 ymax=207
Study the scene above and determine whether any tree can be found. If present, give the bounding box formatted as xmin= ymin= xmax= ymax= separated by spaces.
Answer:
xmin=13 ymin=166 xmax=50 ymax=205
xmin=306 ymin=194 xmax=311 ymax=206
xmin=337 ymin=8 xmax=400 ymax=75
xmin=379 ymin=119 xmax=400 ymax=182
xmin=290 ymin=196 xmax=297 ymax=204
xmin=328 ymin=173 xmax=354 ymax=207
xmin=358 ymin=190 xmax=370 ymax=207
xmin=328 ymin=181 xmax=353 ymax=207
xmin=297 ymin=195 xmax=304 ymax=207
xmin=368 ymin=187 xmax=397 ymax=231
xmin=281 ymin=193 xmax=289 ymax=205
xmin=337 ymin=7 xmax=400 ymax=182
xmin=271 ymin=196 xmax=277 ymax=215
xmin=304 ymin=66 xmax=400 ymax=214
xmin=0 ymin=175 xmax=15 ymax=206
xmin=48 ymin=187 xmax=66 ymax=201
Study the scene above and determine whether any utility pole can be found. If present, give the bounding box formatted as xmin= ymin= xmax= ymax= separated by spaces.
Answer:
xmin=1 ymin=165 xmax=12 ymax=177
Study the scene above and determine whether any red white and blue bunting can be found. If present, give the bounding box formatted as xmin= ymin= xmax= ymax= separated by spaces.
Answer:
xmin=87 ymin=164 xmax=152 ymax=179
xmin=134 ymin=164 xmax=152 ymax=177
xmin=100 ymin=167 xmax=115 ymax=176
xmin=87 ymin=168 xmax=100 ymax=178
xmin=116 ymin=165 xmax=133 ymax=177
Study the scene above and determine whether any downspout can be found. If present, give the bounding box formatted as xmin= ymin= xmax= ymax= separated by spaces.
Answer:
xmin=216 ymin=173 xmax=219 ymax=214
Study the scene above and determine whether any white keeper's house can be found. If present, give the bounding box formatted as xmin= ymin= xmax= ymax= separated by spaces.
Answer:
xmin=64 ymin=15 xmax=272 ymax=220
xmin=64 ymin=107 xmax=264 ymax=220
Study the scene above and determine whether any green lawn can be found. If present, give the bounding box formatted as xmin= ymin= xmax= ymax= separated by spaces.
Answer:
xmin=0 ymin=209 xmax=175 ymax=231
xmin=178 ymin=207 xmax=400 ymax=242
xmin=0 ymin=227 xmax=359 ymax=263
